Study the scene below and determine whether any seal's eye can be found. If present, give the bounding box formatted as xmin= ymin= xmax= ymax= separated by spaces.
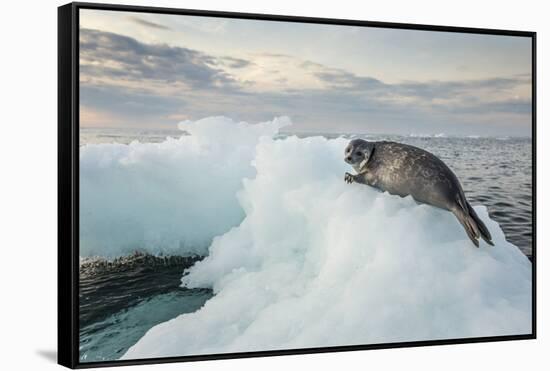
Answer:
xmin=356 ymin=151 xmax=363 ymax=156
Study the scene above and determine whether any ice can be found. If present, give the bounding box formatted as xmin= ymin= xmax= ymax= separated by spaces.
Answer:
xmin=120 ymin=120 xmax=531 ymax=359
xmin=79 ymin=116 xmax=290 ymax=257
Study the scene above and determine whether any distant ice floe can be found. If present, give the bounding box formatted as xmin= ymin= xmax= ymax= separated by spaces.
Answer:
xmin=409 ymin=132 xmax=447 ymax=138
xmin=111 ymin=117 xmax=532 ymax=360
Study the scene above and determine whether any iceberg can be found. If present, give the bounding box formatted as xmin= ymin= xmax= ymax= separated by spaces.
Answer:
xmin=79 ymin=116 xmax=290 ymax=257
xmin=116 ymin=117 xmax=531 ymax=359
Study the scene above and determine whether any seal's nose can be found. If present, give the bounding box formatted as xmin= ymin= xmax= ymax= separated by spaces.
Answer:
xmin=345 ymin=156 xmax=352 ymax=163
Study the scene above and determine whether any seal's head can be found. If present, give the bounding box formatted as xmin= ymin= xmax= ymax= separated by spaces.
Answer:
xmin=345 ymin=139 xmax=374 ymax=170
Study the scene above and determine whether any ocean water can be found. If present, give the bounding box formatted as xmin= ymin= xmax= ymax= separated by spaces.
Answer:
xmin=79 ymin=254 xmax=212 ymax=362
xmin=79 ymin=126 xmax=532 ymax=362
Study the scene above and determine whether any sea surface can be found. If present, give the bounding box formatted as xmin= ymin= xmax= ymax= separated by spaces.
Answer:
xmin=79 ymin=128 xmax=533 ymax=362
xmin=79 ymin=254 xmax=212 ymax=362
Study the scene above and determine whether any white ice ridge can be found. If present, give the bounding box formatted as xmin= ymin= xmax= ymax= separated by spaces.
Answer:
xmin=79 ymin=116 xmax=291 ymax=257
xmin=123 ymin=120 xmax=532 ymax=359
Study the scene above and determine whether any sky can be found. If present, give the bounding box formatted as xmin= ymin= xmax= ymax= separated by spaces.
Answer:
xmin=79 ymin=9 xmax=533 ymax=136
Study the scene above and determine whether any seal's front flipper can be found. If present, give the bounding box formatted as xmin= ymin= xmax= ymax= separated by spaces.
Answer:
xmin=344 ymin=172 xmax=355 ymax=184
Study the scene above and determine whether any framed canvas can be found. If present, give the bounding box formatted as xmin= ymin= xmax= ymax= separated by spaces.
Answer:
xmin=58 ymin=2 xmax=536 ymax=368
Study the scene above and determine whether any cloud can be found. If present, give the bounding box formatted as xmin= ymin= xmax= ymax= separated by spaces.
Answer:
xmin=79 ymin=28 xmax=532 ymax=135
xmin=80 ymin=28 xmax=237 ymax=90
xmin=396 ymin=76 xmax=531 ymax=100
xmin=434 ymin=97 xmax=532 ymax=115
xmin=257 ymin=52 xmax=293 ymax=59
xmin=315 ymin=69 xmax=384 ymax=90
xmin=80 ymin=84 xmax=187 ymax=128
xmin=217 ymin=56 xmax=252 ymax=69
xmin=305 ymin=63 xmax=532 ymax=123
xmin=311 ymin=64 xmax=530 ymax=102
xmin=128 ymin=16 xmax=171 ymax=30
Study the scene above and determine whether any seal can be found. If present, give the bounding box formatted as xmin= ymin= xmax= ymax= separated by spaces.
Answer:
xmin=344 ymin=138 xmax=493 ymax=247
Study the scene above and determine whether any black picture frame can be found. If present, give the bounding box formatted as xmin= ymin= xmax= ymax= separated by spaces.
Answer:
xmin=58 ymin=2 xmax=537 ymax=369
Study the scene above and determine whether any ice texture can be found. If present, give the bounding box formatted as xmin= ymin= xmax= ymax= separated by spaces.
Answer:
xmin=119 ymin=118 xmax=532 ymax=359
xmin=80 ymin=116 xmax=290 ymax=257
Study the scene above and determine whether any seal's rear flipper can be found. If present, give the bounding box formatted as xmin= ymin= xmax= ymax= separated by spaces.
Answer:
xmin=466 ymin=202 xmax=494 ymax=246
xmin=452 ymin=208 xmax=480 ymax=247
xmin=452 ymin=199 xmax=494 ymax=247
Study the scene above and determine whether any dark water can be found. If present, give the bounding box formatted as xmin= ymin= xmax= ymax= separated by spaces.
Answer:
xmin=79 ymin=253 xmax=212 ymax=362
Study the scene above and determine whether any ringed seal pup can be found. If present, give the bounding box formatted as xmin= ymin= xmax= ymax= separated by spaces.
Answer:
xmin=344 ymin=138 xmax=493 ymax=247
